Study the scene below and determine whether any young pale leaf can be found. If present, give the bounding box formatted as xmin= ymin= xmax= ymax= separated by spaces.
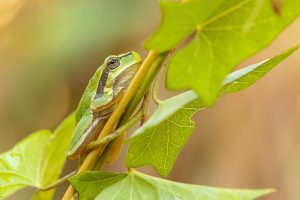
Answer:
xmin=32 ymin=113 xmax=75 ymax=200
xmin=223 ymin=45 xmax=299 ymax=93
xmin=70 ymin=171 xmax=273 ymax=200
xmin=145 ymin=0 xmax=300 ymax=104
xmin=126 ymin=46 xmax=297 ymax=177
xmin=0 ymin=114 xmax=75 ymax=200
xmin=126 ymin=94 xmax=205 ymax=177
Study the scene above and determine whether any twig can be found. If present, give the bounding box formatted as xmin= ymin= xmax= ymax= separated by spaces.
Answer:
xmin=39 ymin=171 xmax=76 ymax=191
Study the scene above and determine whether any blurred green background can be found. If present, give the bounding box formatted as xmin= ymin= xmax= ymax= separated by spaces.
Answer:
xmin=1 ymin=0 xmax=300 ymax=199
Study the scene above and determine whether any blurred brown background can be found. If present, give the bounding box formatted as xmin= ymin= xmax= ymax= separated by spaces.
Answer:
xmin=0 ymin=0 xmax=299 ymax=199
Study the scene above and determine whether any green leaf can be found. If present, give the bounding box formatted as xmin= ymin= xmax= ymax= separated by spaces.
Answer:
xmin=0 ymin=114 xmax=75 ymax=200
xmin=126 ymin=46 xmax=297 ymax=177
xmin=126 ymin=92 xmax=205 ymax=177
xmin=0 ymin=131 xmax=50 ymax=199
xmin=145 ymin=0 xmax=300 ymax=104
xmin=223 ymin=45 xmax=299 ymax=93
xmin=70 ymin=171 xmax=273 ymax=200
xmin=70 ymin=172 xmax=127 ymax=200
xmin=32 ymin=113 xmax=75 ymax=200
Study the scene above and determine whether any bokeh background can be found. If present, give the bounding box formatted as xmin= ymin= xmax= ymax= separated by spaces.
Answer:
xmin=0 ymin=0 xmax=300 ymax=199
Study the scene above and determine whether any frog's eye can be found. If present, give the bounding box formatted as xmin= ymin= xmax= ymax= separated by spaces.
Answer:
xmin=107 ymin=57 xmax=120 ymax=69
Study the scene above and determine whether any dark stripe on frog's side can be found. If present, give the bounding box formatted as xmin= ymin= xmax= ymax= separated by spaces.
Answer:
xmin=95 ymin=66 xmax=110 ymax=99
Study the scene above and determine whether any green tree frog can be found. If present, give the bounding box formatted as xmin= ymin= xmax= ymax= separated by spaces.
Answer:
xmin=66 ymin=51 xmax=142 ymax=160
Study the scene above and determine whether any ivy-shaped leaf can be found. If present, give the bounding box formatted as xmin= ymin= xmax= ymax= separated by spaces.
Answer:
xmin=145 ymin=0 xmax=300 ymax=104
xmin=32 ymin=113 xmax=75 ymax=200
xmin=126 ymin=94 xmax=205 ymax=177
xmin=70 ymin=172 xmax=127 ymax=200
xmin=126 ymin=46 xmax=297 ymax=177
xmin=0 ymin=114 xmax=75 ymax=200
xmin=70 ymin=171 xmax=273 ymax=200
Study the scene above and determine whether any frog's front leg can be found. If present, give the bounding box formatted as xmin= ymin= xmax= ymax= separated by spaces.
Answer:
xmin=90 ymin=90 xmax=124 ymax=113
xmin=90 ymin=89 xmax=113 ymax=112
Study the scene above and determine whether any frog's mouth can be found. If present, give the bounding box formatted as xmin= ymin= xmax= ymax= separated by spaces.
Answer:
xmin=113 ymin=62 xmax=141 ymax=94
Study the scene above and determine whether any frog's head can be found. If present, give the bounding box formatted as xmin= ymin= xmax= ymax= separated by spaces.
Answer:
xmin=97 ymin=51 xmax=142 ymax=97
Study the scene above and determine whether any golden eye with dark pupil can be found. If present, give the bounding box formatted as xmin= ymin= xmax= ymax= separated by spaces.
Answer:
xmin=107 ymin=58 xmax=120 ymax=69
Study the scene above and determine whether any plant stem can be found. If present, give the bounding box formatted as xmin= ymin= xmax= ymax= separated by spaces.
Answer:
xmin=121 ymin=53 xmax=168 ymax=122
xmin=61 ymin=50 xmax=159 ymax=200
xmin=141 ymin=89 xmax=151 ymax=125
xmin=39 ymin=171 xmax=76 ymax=191
xmin=152 ymin=65 xmax=166 ymax=105
xmin=152 ymin=49 xmax=174 ymax=105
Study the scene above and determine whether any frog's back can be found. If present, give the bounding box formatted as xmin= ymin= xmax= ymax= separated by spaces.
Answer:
xmin=75 ymin=65 xmax=104 ymax=124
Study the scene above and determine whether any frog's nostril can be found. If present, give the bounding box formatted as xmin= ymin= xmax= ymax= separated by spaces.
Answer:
xmin=120 ymin=52 xmax=132 ymax=58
